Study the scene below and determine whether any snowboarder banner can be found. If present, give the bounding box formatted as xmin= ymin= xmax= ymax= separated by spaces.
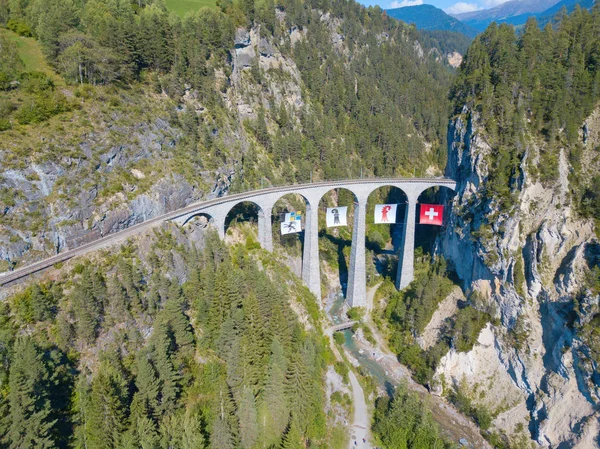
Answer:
xmin=281 ymin=221 xmax=301 ymax=235
xmin=284 ymin=212 xmax=302 ymax=222
xmin=419 ymin=204 xmax=444 ymax=226
xmin=326 ymin=207 xmax=348 ymax=227
xmin=374 ymin=204 xmax=398 ymax=224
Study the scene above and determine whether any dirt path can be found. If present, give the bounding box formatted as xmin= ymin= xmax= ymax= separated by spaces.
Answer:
xmin=347 ymin=370 xmax=372 ymax=449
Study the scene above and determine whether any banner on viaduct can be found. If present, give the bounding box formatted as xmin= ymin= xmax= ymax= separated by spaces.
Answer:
xmin=1 ymin=178 xmax=456 ymax=307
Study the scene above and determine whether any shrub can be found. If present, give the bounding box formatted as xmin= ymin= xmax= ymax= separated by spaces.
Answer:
xmin=333 ymin=332 xmax=345 ymax=345
xmin=7 ymin=19 xmax=32 ymax=37
xmin=19 ymin=72 xmax=54 ymax=93
xmin=346 ymin=307 xmax=362 ymax=321
xmin=15 ymin=91 xmax=70 ymax=124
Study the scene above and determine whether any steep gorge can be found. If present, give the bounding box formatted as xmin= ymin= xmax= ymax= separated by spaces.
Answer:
xmin=428 ymin=14 xmax=600 ymax=447
xmin=437 ymin=105 xmax=599 ymax=448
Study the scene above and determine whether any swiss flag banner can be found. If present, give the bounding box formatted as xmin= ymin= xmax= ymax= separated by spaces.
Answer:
xmin=419 ymin=204 xmax=444 ymax=226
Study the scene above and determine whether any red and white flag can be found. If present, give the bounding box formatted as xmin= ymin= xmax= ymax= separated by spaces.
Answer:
xmin=374 ymin=204 xmax=398 ymax=224
xmin=419 ymin=204 xmax=444 ymax=226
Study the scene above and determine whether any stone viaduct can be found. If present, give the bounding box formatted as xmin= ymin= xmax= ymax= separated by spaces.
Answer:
xmin=170 ymin=178 xmax=456 ymax=307
xmin=0 ymin=178 xmax=455 ymax=307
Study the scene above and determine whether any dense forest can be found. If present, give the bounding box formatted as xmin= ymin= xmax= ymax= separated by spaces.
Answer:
xmin=0 ymin=0 xmax=452 ymax=185
xmin=450 ymin=5 xmax=600 ymax=217
xmin=0 ymin=229 xmax=330 ymax=448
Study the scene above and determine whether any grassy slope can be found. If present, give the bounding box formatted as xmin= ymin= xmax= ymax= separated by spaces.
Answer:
xmin=164 ymin=0 xmax=217 ymax=16
xmin=0 ymin=28 xmax=64 ymax=85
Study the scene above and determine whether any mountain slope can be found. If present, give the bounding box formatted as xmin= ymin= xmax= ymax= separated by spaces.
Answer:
xmin=0 ymin=0 xmax=452 ymax=270
xmin=437 ymin=7 xmax=600 ymax=447
xmin=386 ymin=4 xmax=479 ymax=38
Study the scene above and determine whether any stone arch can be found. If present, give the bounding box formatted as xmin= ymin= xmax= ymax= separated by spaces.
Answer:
xmin=414 ymin=184 xmax=457 ymax=265
xmin=363 ymin=183 xmax=410 ymax=201
xmin=224 ymin=200 xmax=264 ymax=239
xmin=365 ymin=185 xmax=410 ymax=282
xmin=272 ymin=192 xmax=310 ymax=246
xmin=318 ymin=187 xmax=361 ymax=298
xmin=415 ymin=184 xmax=456 ymax=227
xmin=416 ymin=184 xmax=456 ymax=204
xmin=182 ymin=212 xmax=214 ymax=228
xmin=271 ymin=191 xmax=312 ymax=210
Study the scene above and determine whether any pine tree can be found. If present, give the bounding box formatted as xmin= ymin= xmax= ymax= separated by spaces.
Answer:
xmin=5 ymin=337 xmax=56 ymax=449
xmin=106 ymin=274 xmax=129 ymax=322
xmin=71 ymin=267 xmax=105 ymax=344
xmin=152 ymin=321 xmax=181 ymax=416
xmin=118 ymin=259 xmax=144 ymax=313
xmin=210 ymin=415 xmax=235 ymax=449
xmin=180 ymin=410 xmax=206 ymax=449
xmin=210 ymin=382 xmax=239 ymax=449
xmin=135 ymin=352 xmax=161 ymax=419
xmin=258 ymin=338 xmax=289 ymax=446
xmin=72 ymin=372 xmax=92 ymax=449
xmin=30 ymin=283 xmax=54 ymax=322
xmin=279 ymin=417 xmax=303 ymax=449
xmin=85 ymin=361 xmax=128 ymax=449
xmin=237 ymin=386 xmax=258 ymax=449
xmin=162 ymin=286 xmax=194 ymax=350
xmin=284 ymin=347 xmax=312 ymax=432
xmin=136 ymin=416 xmax=160 ymax=449
xmin=158 ymin=409 xmax=206 ymax=449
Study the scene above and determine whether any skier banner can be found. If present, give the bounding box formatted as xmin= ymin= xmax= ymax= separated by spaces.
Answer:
xmin=281 ymin=210 xmax=302 ymax=235
xmin=374 ymin=204 xmax=397 ymax=224
xmin=326 ymin=207 xmax=348 ymax=227
xmin=419 ymin=204 xmax=444 ymax=226
xmin=281 ymin=220 xmax=301 ymax=235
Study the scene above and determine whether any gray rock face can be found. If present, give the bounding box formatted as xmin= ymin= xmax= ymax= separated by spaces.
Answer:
xmin=0 ymin=112 xmax=217 ymax=269
xmin=258 ymin=37 xmax=274 ymax=57
xmin=438 ymin=106 xmax=600 ymax=448
xmin=234 ymin=28 xmax=251 ymax=48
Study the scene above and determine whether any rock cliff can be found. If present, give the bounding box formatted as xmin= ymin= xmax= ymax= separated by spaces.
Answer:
xmin=437 ymin=106 xmax=600 ymax=447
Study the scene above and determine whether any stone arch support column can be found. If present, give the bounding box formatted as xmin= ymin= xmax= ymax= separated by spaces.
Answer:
xmin=347 ymin=192 xmax=369 ymax=308
xmin=302 ymin=193 xmax=322 ymax=303
xmin=213 ymin=214 xmax=226 ymax=240
xmin=396 ymin=191 xmax=420 ymax=290
xmin=258 ymin=205 xmax=273 ymax=252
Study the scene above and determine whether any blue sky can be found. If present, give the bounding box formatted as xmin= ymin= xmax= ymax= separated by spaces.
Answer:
xmin=361 ymin=0 xmax=509 ymax=15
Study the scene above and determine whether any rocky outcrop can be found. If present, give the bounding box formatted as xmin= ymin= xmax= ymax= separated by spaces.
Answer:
xmin=437 ymin=107 xmax=600 ymax=447
xmin=0 ymin=113 xmax=229 ymax=270
xmin=226 ymin=24 xmax=304 ymax=123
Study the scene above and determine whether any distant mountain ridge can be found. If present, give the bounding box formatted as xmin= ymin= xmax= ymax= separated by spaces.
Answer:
xmin=453 ymin=0 xmax=596 ymax=30
xmin=452 ymin=0 xmax=559 ymax=22
xmin=386 ymin=4 xmax=480 ymax=38
xmin=538 ymin=0 xmax=596 ymax=19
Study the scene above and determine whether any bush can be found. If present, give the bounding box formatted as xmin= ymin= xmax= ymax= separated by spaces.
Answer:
xmin=333 ymin=361 xmax=349 ymax=383
xmin=0 ymin=71 xmax=11 ymax=90
xmin=19 ymin=72 xmax=54 ymax=93
xmin=15 ymin=91 xmax=70 ymax=124
xmin=346 ymin=307 xmax=362 ymax=321
xmin=333 ymin=332 xmax=345 ymax=345
xmin=7 ymin=19 xmax=32 ymax=37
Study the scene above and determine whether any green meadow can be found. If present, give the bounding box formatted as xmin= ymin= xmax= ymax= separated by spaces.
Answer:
xmin=0 ymin=28 xmax=64 ymax=84
xmin=164 ymin=0 xmax=217 ymax=16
